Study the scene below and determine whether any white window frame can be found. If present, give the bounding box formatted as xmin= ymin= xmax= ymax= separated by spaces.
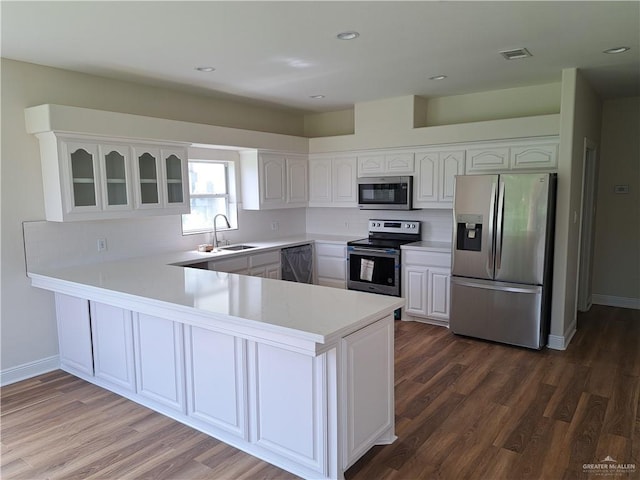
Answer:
xmin=181 ymin=159 xmax=238 ymax=235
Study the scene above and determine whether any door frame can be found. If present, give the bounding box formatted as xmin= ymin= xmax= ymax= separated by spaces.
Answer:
xmin=576 ymin=138 xmax=598 ymax=312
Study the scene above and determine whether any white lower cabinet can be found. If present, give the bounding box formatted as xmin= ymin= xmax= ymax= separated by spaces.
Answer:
xmin=90 ymin=302 xmax=135 ymax=392
xmin=249 ymin=250 xmax=281 ymax=279
xmin=208 ymin=249 xmax=281 ymax=279
xmin=52 ymin=294 xmax=395 ymax=480
xmin=249 ymin=342 xmax=328 ymax=474
xmin=55 ymin=293 xmax=94 ymax=377
xmin=427 ymin=268 xmax=451 ymax=322
xmin=133 ymin=313 xmax=186 ymax=413
xmin=402 ymin=249 xmax=452 ymax=326
xmin=315 ymin=242 xmax=347 ymax=288
xmin=185 ymin=326 xmax=248 ymax=439
xmin=342 ymin=316 xmax=395 ymax=468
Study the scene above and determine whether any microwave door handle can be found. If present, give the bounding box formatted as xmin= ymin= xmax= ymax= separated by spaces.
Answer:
xmin=487 ymin=180 xmax=497 ymax=277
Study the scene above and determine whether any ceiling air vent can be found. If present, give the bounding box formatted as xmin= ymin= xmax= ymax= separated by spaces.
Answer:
xmin=499 ymin=48 xmax=532 ymax=60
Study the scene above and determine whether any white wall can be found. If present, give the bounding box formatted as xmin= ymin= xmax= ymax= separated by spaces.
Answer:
xmin=0 ymin=59 xmax=307 ymax=380
xmin=592 ymin=96 xmax=640 ymax=306
xmin=550 ymin=69 xmax=602 ymax=347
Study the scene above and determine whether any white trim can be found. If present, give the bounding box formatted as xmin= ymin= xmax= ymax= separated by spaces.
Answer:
xmin=592 ymin=294 xmax=640 ymax=310
xmin=1 ymin=355 xmax=59 ymax=386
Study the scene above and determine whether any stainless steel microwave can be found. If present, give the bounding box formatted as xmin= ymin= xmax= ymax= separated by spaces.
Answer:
xmin=357 ymin=176 xmax=413 ymax=210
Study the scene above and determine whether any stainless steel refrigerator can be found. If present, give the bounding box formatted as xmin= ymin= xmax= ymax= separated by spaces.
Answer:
xmin=450 ymin=173 xmax=557 ymax=349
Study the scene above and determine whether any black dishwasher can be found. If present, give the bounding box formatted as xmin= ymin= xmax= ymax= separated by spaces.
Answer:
xmin=281 ymin=244 xmax=313 ymax=284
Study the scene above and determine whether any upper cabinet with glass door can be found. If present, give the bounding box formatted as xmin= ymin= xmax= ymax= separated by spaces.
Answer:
xmin=131 ymin=146 xmax=189 ymax=213
xmin=33 ymin=132 xmax=190 ymax=221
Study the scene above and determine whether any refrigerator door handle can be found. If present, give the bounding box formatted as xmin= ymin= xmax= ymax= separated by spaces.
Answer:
xmin=451 ymin=277 xmax=541 ymax=294
xmin=495 ymin=180 xmax=506 ymax=272
xmin=487 ymin=181 xmax=497 ymax=277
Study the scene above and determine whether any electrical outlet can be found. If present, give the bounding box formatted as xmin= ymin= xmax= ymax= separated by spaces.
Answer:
xmin=271 ymin=221 xmax=279 ymax=231
xmin=97 ymin=238 xmax=107 ymax=252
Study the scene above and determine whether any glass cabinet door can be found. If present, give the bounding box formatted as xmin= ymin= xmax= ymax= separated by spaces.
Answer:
xmin=163 ymin=150 xmax=186 ymax=205
xmin=66 ymin=142 xmax=100 ymax=211
xmin=100 ymin=145 xmax=131 ymax=210
xmin=134 ymin=148 xmax=161 ymax=207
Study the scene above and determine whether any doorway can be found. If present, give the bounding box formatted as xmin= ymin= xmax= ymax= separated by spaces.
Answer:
xmin=577 ymin=139 xmax=598 ymax=312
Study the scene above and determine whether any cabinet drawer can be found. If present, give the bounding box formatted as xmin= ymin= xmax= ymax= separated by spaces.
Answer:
xmin=250 ymin=250 xmax=280 ymax=268
xmin=403 ymin=251 xmax=451 ymax=268
xmin=315 ymin=243 xmax=346 ymax=258
xmin=209 ymin=256 xmax=249 ymax=273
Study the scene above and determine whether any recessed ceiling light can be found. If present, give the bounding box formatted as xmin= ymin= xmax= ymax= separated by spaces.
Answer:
xmin=195 ymin=66 xmax=215 ymax=72
xmin=429 ymin=75 xmax=447 ymax=81
xmin=603 ymin=46 xmax=630 ymax=54
xmin=310 ymin=95 xmax=325 ymax=99
xmin=337 ymin=31 xmax=359 ymax=40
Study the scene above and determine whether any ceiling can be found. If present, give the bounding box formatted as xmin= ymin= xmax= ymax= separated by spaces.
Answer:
xmin=2 ymin=1 xmax=639 ymax=114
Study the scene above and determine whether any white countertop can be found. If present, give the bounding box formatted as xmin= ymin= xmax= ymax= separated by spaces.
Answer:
xmin=401 ymin=240 xmax=452 ymax=253
xmin=29 ymin=235 xmax=403 ymax=353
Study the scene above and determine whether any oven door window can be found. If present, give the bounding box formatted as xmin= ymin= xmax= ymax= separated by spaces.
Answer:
xmin=349 ymin=252 xmax=397 ymax=287
xmin=358 ymin=182 xmax=408 ymax=205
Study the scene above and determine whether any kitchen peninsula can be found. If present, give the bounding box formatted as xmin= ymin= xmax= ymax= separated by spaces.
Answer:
xmin=28 ymin=252 xmax=404 ymax=480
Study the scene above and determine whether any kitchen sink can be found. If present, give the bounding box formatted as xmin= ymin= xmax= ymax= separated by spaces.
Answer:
xmin=220 ymin=244 xmax=258 ymax=251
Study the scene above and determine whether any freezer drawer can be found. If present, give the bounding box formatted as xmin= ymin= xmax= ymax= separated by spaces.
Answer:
xmin=450 ymin=277 xmax=545 ymax=349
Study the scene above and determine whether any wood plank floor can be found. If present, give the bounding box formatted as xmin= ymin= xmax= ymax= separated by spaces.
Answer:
xmin=2 ymin=305 xmax=638 ymax=479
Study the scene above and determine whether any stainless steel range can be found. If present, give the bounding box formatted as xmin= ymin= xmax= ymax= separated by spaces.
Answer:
xmin=347 ymin=219 xmax=421 ymax=297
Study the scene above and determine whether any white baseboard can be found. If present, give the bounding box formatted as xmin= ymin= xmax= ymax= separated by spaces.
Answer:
xmin=1 ymin=355 xmax=59 ymax=386
xmin=591 ymin=294 xmax=640 ymax=310
xmin=548 ymin=326 xmax=576 ymax=351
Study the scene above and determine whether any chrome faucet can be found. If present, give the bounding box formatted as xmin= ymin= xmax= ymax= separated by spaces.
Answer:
xmin=212 ymin=214 xmax=231 ymax=251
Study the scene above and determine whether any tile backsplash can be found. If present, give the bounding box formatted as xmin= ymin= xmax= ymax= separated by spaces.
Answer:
xmin=23 ymin=206 xmax=451 ymax=272
xmin=305 ymin=207 xmax=453 ymax=242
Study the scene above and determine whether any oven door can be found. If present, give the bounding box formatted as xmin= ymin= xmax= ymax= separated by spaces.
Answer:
xmin=347 ymin=246 xmax=400 ymax=296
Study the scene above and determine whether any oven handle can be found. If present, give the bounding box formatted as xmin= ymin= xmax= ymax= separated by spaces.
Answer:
xmin=348 ymin=246 xmax=399 ymax=255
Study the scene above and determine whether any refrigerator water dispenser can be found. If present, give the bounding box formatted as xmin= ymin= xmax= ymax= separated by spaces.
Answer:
xmin=456 ymin=214 xmax=483 ymax=251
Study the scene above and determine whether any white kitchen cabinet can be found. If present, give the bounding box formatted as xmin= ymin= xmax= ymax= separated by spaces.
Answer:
xmin=358 ymin=151 xmax=414 ymax=176
xmin=308 ymin=155 xmax=358 ymax=207
xmin=401 ymin=249 xmax=451 ymax=326
xmin=466 ymin=145 xmax=510 ymax=173
xmin=414 ymin=149 xmax=465 ymax=208
xmin=249 ymin=342 xmax=328 ymax=473
xmin=208 ymin=250 xmax=281 ymax=279
xmin=133 ymin=313 xmax=186 ymax=413
xmin=32 ymin=132 xmax=189 ymax=221
xmin=287 ymin=156 xmax=308 ymax=204
xmin=240 ymin=151 xmax=308 ymax=210
xmin=55 ymin=293 xmax=94 ymax=377
xmin=315 ymin=242 xmax=347 ymax=288
xmin=509 ymin=142 xmax=558 ymax=170
xmin=465 ymin=137 xmax=559 ymax=174
xmin=403 ymin=266 xmax=429 ymax=317
xmin=248 ymin=250 xmax=281 ymax=279
xmin=99 ymin=143 xmax=134 ymax=212
xmin=132 ymin=145 xmax=189 ymax=212
xmin=427 ymin=268 xmax=451 ymax=322
xmin=208 ymin=255 xmax=250 ymax=275
xmin=342 ymin=315 xmax=395 ymax=468
xmin=90 ymin=302 xmax=136 ymax=392
xmin=185 ymin=326 xmax=248 ymax=439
